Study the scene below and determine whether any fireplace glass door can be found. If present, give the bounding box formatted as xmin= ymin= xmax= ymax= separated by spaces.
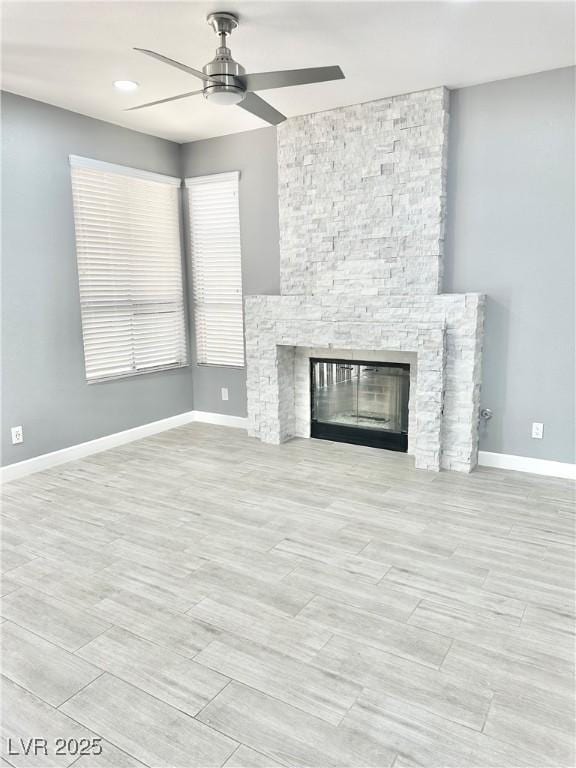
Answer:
xmin=310 ymin=359 xmax=409 ymax=451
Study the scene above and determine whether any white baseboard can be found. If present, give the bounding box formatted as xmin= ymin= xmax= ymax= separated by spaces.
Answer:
xmin=3 ymin=420 xmax=571 ymax=484
xmin=192 ymin=411 xmax=248 ymax=430
xmin=478 ymin=451 xmax=576 ymax=480
xmin=1 ymin=410 xmax=247 ymax=484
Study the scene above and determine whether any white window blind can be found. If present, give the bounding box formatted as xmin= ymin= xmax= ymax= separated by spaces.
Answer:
xmin=70 ymin=156 xmax=188 ymax=382
xmin=186 ymin=172 xmax=245 ymax=367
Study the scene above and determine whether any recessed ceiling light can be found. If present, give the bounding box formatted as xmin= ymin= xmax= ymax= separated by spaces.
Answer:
xmin=113 ymin=80 xmax=139 ymax=92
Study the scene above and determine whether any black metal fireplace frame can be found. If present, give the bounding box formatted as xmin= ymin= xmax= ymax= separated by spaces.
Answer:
xmin=309 ymin=358 xmax=409 ymax=452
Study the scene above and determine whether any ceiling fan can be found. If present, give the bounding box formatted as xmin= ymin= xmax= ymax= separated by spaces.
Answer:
xmin=128 ymin=11 xmax=345 ymax=125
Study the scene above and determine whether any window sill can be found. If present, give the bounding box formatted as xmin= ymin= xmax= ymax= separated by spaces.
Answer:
xmin=86 ymin=361 xmax=190 ymax=384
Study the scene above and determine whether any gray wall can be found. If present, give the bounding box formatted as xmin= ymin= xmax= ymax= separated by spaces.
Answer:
xmin=445 ymin=67 xmax=575 ymax=463
xmin=1 ymin=92 xmax=194 ymax=466
xmin=180 ymin=127 xmax=280 ymax=417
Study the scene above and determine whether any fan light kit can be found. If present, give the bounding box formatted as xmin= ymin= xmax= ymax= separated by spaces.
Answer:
xmin=129 ymin=11 xmax=344 ymax=125
xmin=114 ymin=80 xmax=140 ymax=92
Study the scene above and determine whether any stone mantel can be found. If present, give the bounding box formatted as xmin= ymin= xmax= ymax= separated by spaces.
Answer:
xmin=245 ymin=293 xmax=484 ymax=472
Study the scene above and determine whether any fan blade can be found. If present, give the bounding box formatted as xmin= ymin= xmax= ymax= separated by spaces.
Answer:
xmin=237 ymin=92 xmax=286 ymax=125
xmin=125 ymin=90 xmax=204 ymax=111
xmin=134 ymin=48 xmax=222 ymax=84
xmin=238 ymin=65 xmax=344 ymax=92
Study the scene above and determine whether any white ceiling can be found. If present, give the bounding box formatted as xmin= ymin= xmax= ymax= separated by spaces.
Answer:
xmin=2 ymin=1 xmax=574 ymax=143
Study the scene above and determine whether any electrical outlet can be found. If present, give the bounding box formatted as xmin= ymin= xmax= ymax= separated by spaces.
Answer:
xmin=221 ymin=387 xmax=229 ymax=401
xmin=11 ymin=426 xmax=23 ymax=445
xmin=531 ymin=422 xmax=544 ymax=439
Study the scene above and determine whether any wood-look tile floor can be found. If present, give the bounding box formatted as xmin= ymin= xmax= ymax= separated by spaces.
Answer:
xmin=1 ymin=423 xmax=574 ymax=768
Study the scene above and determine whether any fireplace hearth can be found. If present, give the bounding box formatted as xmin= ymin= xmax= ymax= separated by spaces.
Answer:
xmin=310 ymin=359 xmax=409 ymax=452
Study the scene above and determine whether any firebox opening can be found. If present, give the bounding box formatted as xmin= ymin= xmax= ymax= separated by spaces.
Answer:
xmin=310 ymin=358 xmax=410 ymax=452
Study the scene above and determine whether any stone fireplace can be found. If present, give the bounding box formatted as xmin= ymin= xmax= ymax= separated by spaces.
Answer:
xmin=245 ymin=86 xmax=485 ymax=472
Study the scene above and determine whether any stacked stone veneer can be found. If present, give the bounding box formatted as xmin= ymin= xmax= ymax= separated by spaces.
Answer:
xmin=245 ymin=86 xmax=485 ymax=472
xmin=278 ymin=87 xmax=449 ymax=296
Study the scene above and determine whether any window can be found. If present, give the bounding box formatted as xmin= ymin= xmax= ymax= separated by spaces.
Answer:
xmin=70 ymin=156 xmax=188 ymax=382
xmin=186 ymin=172 xmax=244 ymax=367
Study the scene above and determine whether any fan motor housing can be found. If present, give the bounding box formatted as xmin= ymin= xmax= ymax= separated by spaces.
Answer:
xmin=202 ymin=59 xmax=246 ymax=105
